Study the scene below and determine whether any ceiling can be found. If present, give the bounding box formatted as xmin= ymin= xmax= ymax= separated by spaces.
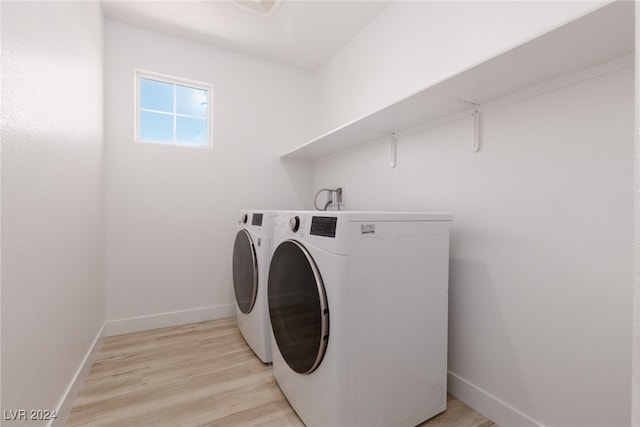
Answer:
xmin=101 ymin=0 xmax=392 ymax=70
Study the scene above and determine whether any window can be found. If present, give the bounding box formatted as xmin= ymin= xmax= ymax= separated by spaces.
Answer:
xmin=135 ymin=70 xmax=212 ymax=148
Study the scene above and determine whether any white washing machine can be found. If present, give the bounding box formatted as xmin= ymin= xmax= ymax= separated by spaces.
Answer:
xmin=267 ymin=211 xmax=453 ymax=427
xmin=232 ymin=210 xmax=278 ymax=363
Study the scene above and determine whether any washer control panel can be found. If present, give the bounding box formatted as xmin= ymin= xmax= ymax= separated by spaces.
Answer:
xmin=252 ymin=213 xmax=263 ymax=226
xmin=310 ymin=216 xmax=337 ymax=238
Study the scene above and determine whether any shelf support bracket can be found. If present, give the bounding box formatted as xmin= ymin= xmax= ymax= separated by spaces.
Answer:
xmin=450 ymin=98 xmax=480 ymax=152
xmin=472 ymin=104 xmax=480 ymax=153
xmin=390 ymin=132 xmax=397 ymax=168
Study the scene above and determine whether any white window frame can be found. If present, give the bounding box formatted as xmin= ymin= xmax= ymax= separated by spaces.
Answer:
xmin=134 ymin=69 xmax=213 ymax=149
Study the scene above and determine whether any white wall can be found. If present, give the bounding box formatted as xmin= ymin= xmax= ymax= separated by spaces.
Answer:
xmin=1 ymin=1 xmax=105 ymax=424
xmin=312 ymin=0 xmax=608 ymax=136
xmin=313 ymin=67 xmax=633 ymax=427
xmin=311 ymin=2 xmax=633 ymax=426
xmin=104 ymin=21 xmax=313 ymax=333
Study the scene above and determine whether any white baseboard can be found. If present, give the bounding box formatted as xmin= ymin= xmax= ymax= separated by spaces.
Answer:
xmin=50 ymin=324 xmax=106 ymax=427
xmin=104 ymin=304 xmax=236 ymax=337
xmin=448 ymin=371 xmax=543 ymax=427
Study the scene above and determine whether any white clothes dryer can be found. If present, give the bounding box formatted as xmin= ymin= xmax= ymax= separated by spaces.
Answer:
xmin=267 ymin=211 xmax=453 ymax=427
xmin=232 ymin=210 xmax=278 ymax=363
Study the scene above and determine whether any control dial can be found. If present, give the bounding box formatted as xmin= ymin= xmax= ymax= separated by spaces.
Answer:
xmin=289 ymin=215 xmax=300 ymax=232
xmin=241 ymin=213 xmax=248 ymax=224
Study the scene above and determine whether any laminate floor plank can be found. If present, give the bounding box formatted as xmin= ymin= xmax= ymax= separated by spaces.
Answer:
xmin=66 ymin=317 xmax=496 ymax=427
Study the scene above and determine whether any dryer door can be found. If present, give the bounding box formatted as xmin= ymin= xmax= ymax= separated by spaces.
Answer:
xmin=232 ymin=229 xmax=258 ymax=314
xmin=268 ymin=240 xmax=329 ymax=374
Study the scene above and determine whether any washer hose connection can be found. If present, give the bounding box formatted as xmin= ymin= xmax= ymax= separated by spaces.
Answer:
xmin=314 ymin=188 xmax=342 ymax=211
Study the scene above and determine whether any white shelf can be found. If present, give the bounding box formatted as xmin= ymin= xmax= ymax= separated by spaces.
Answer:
xmin=281 ymin=1 xmax=635 ymax=162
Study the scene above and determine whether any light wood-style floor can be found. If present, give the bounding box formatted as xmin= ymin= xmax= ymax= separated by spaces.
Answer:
xmin=66 ymin=317 xmax=497 ymax=427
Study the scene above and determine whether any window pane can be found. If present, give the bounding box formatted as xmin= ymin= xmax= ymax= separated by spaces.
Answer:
xmin=140 ymin=111 xmax=173 ymax=143
xmin=176 ymin=85 xmax=208 ymax=118
xmin=176 ymin=116 xmax=207 ymax=146
xmin=140 ymin=78 xmax=173 ymax=113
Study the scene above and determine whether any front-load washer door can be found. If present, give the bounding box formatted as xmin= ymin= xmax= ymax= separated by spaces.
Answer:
xmin=232 ymin=229 xmax=258 ymax=314
xmin=268 ymin=240 xmax=329 ymax=374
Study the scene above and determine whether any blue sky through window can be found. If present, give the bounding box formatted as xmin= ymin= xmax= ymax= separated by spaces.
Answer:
xmin=138 ymin=74 xmax=210 ymax=147
xmin=140 ymin=111 xmax=173 ymax=143
xmin=176 ymin=85 xmax=207 ymax=117
xmin=140 ymin=79 xmax=173 ymax=112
